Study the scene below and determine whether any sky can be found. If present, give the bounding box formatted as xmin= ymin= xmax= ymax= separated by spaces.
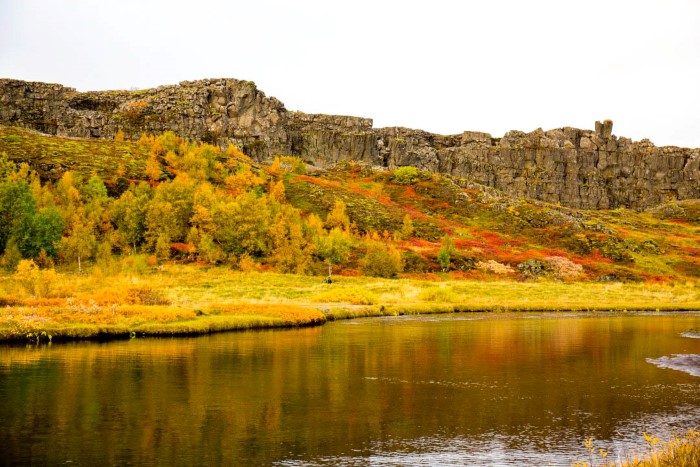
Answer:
xmin=1 ymin=0 xmax=699 ymax=147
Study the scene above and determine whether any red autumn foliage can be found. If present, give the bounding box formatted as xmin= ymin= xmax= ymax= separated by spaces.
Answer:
xmin=294 ymin=175 xmax=341 ymax=188
xmin=641 ymin=273 xmax=672 ymax=284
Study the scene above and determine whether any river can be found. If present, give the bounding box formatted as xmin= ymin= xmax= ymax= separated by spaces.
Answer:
xmin=1 ymin=312 xmax=699 ymax=466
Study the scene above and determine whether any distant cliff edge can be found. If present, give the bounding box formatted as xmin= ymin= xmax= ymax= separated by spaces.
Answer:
xmin=0 ymin=77 xmax=698 ymax=210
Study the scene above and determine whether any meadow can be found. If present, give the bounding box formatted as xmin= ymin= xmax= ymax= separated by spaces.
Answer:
xmin=1 ymin=261 xmax=699 ymax=343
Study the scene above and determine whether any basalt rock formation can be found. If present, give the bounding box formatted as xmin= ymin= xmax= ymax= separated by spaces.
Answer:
xmin=1 ymin=77 xmax=698 ymax=210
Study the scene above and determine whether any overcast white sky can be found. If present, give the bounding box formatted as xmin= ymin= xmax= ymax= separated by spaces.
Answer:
xmin=1 ymin=0 xmax=699 ymax=147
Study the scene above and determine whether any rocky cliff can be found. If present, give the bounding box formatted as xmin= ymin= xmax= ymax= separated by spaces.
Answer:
xmin=1 ymin=77 xmax=698 ymax=210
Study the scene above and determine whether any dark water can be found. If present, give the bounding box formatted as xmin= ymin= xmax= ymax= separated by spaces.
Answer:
xmin=1 ymin=313 xmax=699 ymax=466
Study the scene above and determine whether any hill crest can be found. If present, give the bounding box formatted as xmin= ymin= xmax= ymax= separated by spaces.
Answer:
xmin=0 ymin=77 xmax=698 ymax=210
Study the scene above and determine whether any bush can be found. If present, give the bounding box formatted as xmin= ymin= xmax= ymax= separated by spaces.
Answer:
xmin=361 ymin=245 xmax=403 ymax=278
xmin=1 ymin=238 xmax=22 ymax=272
xmin=238 ymin=254 xmax=262 ymax=272
xmin=453 ymin=254 xmax=477 ymax=271
xmin=544 ymin=256 xmax=583 ymax=280
xmin=393 ymin=166 xmax=419 ymax=185
xmin=119 ymin=254 xmax=151 ymax=275
xmin=128 ymin=286 xmax=170 ymax=305
xmin=476 ymin=260 xmax=515 ymax=275
xmin=517 ymin=259 xmax=545 ymax=280
xmin=14 ymin=260 xmax=57 ymax=298
xmin=401 ymin=250 xmax=429 ymax=273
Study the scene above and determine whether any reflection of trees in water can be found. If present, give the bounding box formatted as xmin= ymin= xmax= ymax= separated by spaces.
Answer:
xmin=1 ymin=315 xmax=699 ymax=465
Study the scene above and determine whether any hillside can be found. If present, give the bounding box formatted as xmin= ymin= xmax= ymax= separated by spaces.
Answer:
xmin=0 ymin=124 xmax=698 ymax=284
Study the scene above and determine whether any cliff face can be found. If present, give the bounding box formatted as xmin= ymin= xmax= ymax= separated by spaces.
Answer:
xmin=1 ymin=77 xmax=698 ymax=210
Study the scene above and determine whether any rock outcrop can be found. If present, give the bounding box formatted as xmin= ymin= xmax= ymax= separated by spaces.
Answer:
xmin=1 ymin=78 xmax=698 ymax=210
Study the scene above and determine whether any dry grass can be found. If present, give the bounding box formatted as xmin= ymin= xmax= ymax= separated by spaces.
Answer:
xmin=573 ymin=430 xmax=700 ymax=467
xmin=1 ymin=263 xmax=699 ymax=342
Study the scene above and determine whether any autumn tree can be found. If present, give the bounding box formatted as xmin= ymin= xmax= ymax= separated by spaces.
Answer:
xmin=111 ymin=182 xmax=151 ymax=253
xmin=399 ymin=214 xmax=414 ymax=240
xmin=211 ymin=191 xmax=274 ymax=258
xmin=144 ymin=175 xmax=195 ymax=250
xmin=188 ymin=182 xmax=223 ymax=262
xmin=325 ymin=199 xmax=350 ymax=231
xmin=0 ymin=152 xmax=16 ymax=180
xmin=269 ymin=180 xmax=286 ymax=202
xmin=59 ymin=207 xmax=96 ymax=273
xmin=361 ymin=243 xmax=403 ymax=278
xmin=270 ymin=156 xmax=282 ymax=174
xmin=316 ymin=227 xmax=352 ymax=279
xmin=224 ymin=163 xmax=264 ymax=197
xmin=145 ymin=155 xmax=163 ymax=181
xmin=437 ymin=235 xmax=455 ymax=272
xmin=269 ymin=205 xmax=315 ymax=274
xmin=19 ymin=206 xmax=64 ymax=258
xmin=0 ymin=178 xmax=36 ymax=255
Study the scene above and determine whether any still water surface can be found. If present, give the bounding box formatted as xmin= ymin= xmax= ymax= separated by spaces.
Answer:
xmin=1 ymin=312 xmax=700 ymax=466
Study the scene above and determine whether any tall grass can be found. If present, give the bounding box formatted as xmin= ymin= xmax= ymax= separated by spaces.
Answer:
xmin=573 ymin=430 xmax=700 ymax=467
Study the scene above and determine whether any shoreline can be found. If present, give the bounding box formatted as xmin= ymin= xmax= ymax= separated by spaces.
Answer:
xmin=2 ymin=302 xmax=699 ymax=345
xmin=2 ymin=265 xmax=699 ymax=345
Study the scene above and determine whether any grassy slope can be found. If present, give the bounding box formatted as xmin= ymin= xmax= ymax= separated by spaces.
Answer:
xmin=0 ymin=125 xmax=699 ymax=342
xmin=0 ymin=125 xmax=148 ymax=181
xmin=285 ymin=163 xmax=700 ymax=282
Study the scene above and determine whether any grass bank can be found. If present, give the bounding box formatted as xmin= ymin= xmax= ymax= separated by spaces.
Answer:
xmin=574 ymin=429 xmax=700 ymax=467
xmin=1 ymin=264 xmax=699 ymax=343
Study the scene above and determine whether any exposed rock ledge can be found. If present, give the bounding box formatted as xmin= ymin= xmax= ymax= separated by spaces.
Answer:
xmin=0 ymin=77 xmax=698 ymax=210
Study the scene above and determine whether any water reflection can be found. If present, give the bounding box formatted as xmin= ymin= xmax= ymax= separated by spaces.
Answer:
xmin=1 ymin=313 xmax=699 ymax=466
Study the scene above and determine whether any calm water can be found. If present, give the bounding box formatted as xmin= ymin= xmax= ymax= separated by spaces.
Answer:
xmin=1 ymin=312 xmax=700 ymax=466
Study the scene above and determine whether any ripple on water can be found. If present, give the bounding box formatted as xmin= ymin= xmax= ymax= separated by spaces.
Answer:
xmin=647 ymin=354 xmax=700 ymax=377
xmin=681 ymin=331 xmax=700 ymax=339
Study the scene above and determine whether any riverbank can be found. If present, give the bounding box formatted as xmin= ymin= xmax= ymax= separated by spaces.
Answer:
xmin=1 ymin=264 xmax=699 ymax=343
xmin=574 ymin=429 xmax=700 ymax=467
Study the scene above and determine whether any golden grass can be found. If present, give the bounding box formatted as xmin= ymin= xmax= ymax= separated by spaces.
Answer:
xmin=309 ymin=288 xmax=378 ymax=305
xmin=1 ymin=263 xmax=699 ymax=342
xmin=573 ymin=430 xmax=700 ymax=467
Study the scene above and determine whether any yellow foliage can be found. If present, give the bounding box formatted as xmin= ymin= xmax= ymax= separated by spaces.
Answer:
xmin=14 ymin=260 xmax=57 ymax=298
xmin=137 ymin=133 xmax=153 ymax=146
xmin=145 ymin=155 xmax=162 ymax=181
xmin=238 ymin=254 xmax=261 ymax=272
xmin=325 ymin=199 xmax=350 ymax=231
xmin=270 ymin=156 xmax=281 ymax=173
xmin=224 ymin=164 xmax=264 ymax=196
xmin=270 ymin=180 xmax=286 ymax=202
xmin=114 ymin=128 xmax=125 ymax=142
xmin=225 ymin=144 xmax=250 ymax=161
